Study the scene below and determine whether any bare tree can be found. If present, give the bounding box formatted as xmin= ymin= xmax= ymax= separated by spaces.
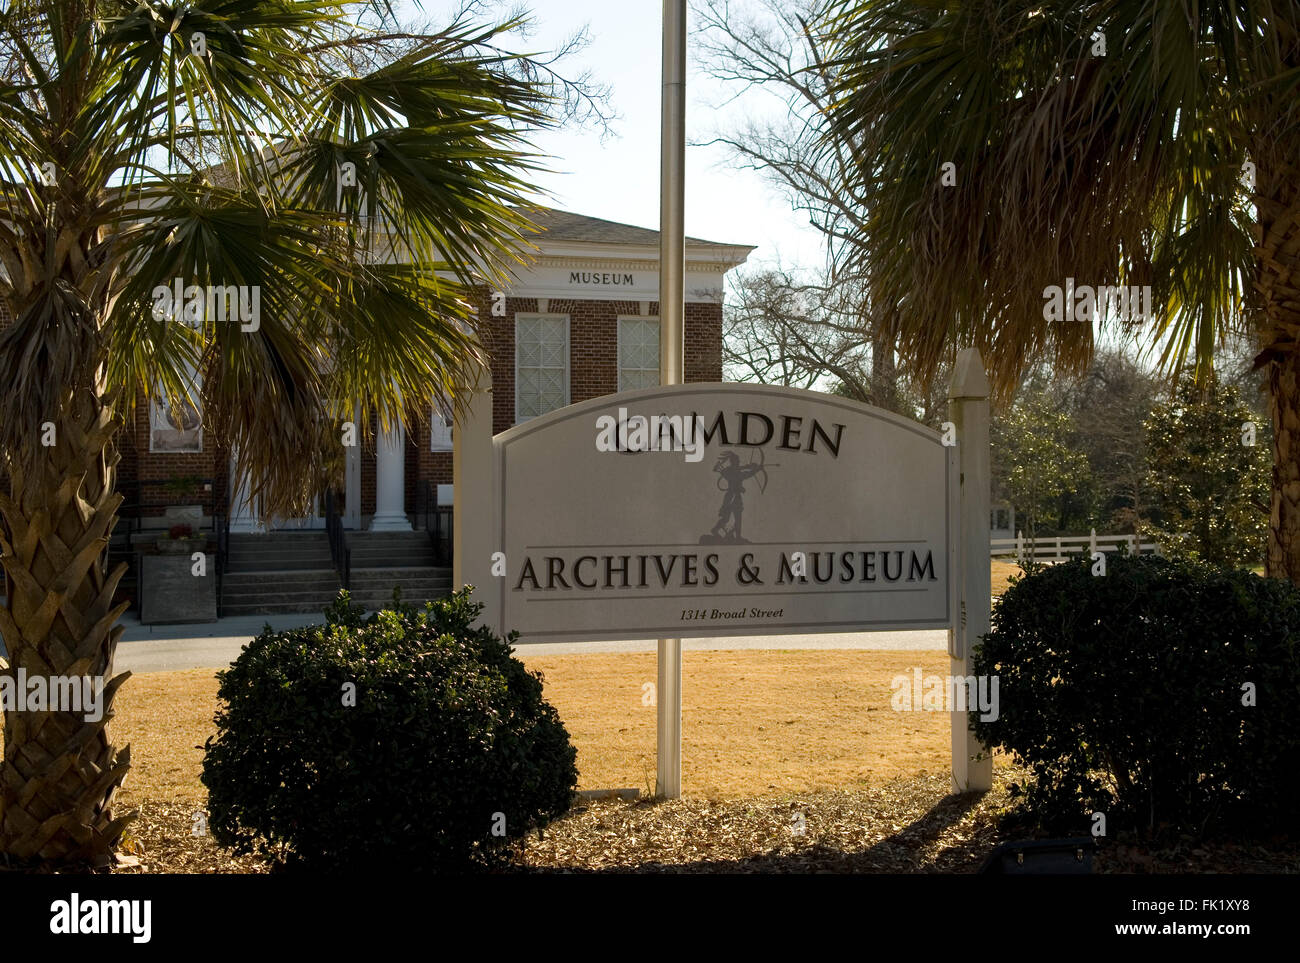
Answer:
xmin=723 ymin=266 xmax=870 ymax=395
xmin=693 ymin=0 xmax=906 ymax=407
xmin=693 ymin=0 xmax=864 ymax=264
xmin=724 ymin=265 xmax=950 ymax=422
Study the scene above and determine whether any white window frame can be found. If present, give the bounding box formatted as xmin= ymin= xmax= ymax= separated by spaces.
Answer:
xmin=617 ymin=315 xmax=661 ymax=392
xmin=149 ymin=361 xmax=204 ymax=453
xmin=514 ymin=312 xmax=570 ymax=423
xmin=430 ymin=409 xmax=454 ymax=452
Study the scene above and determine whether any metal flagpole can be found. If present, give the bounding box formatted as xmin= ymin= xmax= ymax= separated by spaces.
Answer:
xmin=656 ymin=0 xmax=686 ymax=799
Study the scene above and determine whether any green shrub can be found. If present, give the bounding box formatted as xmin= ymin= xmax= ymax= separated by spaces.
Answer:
xmin=971 ymin=553 xmax=1300 ymax=838
xmin=201 ymin=588 xmax=578 ymax=871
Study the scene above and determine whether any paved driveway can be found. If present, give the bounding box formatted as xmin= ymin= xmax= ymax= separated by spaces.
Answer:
xmin=2 ymin=611 xmax=949 ymax=675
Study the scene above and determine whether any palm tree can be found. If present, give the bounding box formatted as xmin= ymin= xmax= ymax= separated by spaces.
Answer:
xmin=818 ymin=1 xmax=1299 ymax=578
xmin=0 ymin=0 xmax=563 ymax=869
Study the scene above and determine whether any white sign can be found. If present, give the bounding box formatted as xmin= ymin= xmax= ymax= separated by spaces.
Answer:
xmin=504 ymin=264 xmax=726 ymax=304
xmin=493 ymin=384 xmax=957 ymax=642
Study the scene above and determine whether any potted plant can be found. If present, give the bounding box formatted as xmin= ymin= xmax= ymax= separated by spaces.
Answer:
xmin=161 ymin=474 xmax=205 ymax=527
xmin=156 ymin=523 xmax=204 ymax=554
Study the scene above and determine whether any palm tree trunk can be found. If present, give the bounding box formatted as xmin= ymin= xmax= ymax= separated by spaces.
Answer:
xmin=1259 ymin=152 xmax=1300 ymax=583
xmin=1267 ymin=353 xmax=1300 ymax=580
xmin=0 ymin=386 xmax=133 ymax=868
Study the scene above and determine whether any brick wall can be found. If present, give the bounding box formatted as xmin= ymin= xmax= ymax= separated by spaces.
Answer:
xmin=482 ymin=295 xmax=723 ymax=437
xmin=1 ymin=289 xmax=726 ymax=520
xmin=0 ymin=301 xmax=224 ymax=517
xmin=119 ymin=388 xmax=223 ymax=518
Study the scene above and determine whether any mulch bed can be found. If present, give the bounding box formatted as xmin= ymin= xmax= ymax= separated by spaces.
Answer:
xmin=108 ymin=771 xmax=1300 ymax=874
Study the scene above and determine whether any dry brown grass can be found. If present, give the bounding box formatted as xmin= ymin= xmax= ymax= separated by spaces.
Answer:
xmin=990 ymin=559 xmax=1023 ymax=596
xmin=2 ymin=564 xmax=1025 ymax=814
xmin=2 ymin=650 xmax=979 ymax=806
xmin=111 ymin=668 xmax=220 ymax=806
xmin=1 ymin=648 xmax=1012 ymax=871
xmin=525 ymin=650 xmax=982 ymax=799
xmin=5 ymin=637 xmax=1294 ymax=873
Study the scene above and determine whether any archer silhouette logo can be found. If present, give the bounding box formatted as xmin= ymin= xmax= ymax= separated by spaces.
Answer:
xmin=700 ymin=449 xmax=774 ymax=544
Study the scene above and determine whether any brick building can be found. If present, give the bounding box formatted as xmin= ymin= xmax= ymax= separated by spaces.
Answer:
xmin=2 ymin=208 xmax=754 ymax=614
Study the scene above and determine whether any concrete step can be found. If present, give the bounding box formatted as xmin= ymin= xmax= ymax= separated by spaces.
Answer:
xmin=346 ymin=531 xmax=433 ymax=543
xmin=347 ymin=536 xmax=438 ymax=563
xmin=348 ymin=580 xmax=450 ymax=593
xmin=222 ymin=589 xmax=453 ymax=615
xmin=343 ymin=566 xmax=451 ymax=610
xmin=221 ymin=572 xmax=341 ymax=608
xmin=221 ymin=586 xmax=343 ymax=604
xmin=345 ymin=595 xmax=452 ymax=611
xmin=348 ymin=565 xmax=449 ymax=579
xmin=345 ymin=587 xmax=450 ymax=604
xmin=227 ymin=532 xmax=331 ymax=545
xmin=223 ymin=568 xmax=339 ymax=586
xmin=345 ymin=585 xmax=453 ymax=605
xmin=346 ymin=553 xmax=437 ymax=567
xmin=225 ymin=533 xmax=438 ymax=571
xmin=225 ymin=535 xmax=334 ymax=570
xmin=225 ymin=557 xmax=336 ymax=573
xmin=226 ymin=551 xmax=335 ymax=566
xmin=221 ymin=598 xmax=341 ymax=616
xmin=218 ymin=561 xmax=449 ymax=616
xmin=226 ymin=544 xmax=335 ymax=556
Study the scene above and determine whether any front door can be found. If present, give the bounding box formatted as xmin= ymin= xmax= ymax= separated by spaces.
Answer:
xmin=233 ymin=402 xmax=362 ymax=531
xmin=270 ymin=492 xmax=327 ymax=531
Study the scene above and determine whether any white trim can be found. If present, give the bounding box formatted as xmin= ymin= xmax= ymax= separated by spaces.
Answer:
xmin=430 ymin=408 xmax=454 ymax=451
xmin=514 ymin=312 xmax=570 ymax=424
xmin=531 ymin=239 xmax=755 ymax=268
xmin=148 ymin=361 xmax=204 ymax=453
xmin=501 ymin=263 xmax=729 ymax=305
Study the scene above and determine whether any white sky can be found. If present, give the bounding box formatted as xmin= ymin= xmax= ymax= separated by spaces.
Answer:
xmin=406 ymin=0 xmax=824 ymax=274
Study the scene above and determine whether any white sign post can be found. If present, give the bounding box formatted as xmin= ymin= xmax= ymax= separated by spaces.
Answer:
xmin=450 ymin=0 xmax=993 ymax=809
xmin=490 ymin=385 xmax=957 ymax=640
xmin=458 ymin=372 xmax=993 ymax=795
xmin=657 ymin=0 xmax=688 ymax=800
xmin=453 ymin=363 xmax=500 ymax=632
xmin=948 ymin=348 xmax=994 ymax=792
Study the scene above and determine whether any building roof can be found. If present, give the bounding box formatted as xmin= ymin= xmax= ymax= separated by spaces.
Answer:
xmin=522 ymin=206 xmax=753 ymax=252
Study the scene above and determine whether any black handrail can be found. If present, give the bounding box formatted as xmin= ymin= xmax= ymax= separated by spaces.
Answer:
xmin=115 ymin=477 xmax=219 ymax=534
xmin=214 ymin=510 xmax=229 ymax=618
xmin=324 ymin=489 xmax=351 ymax=589
xmin=418 ymin=480 xmax=454 ymax=566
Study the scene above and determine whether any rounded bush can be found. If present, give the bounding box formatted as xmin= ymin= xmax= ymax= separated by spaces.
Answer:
xmin=201 ymin=588 xmax=578 ymax=871
xmin=971 ymin=553 xmax=1300 ymax=837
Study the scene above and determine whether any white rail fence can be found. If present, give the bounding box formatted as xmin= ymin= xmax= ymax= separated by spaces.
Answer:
xmin=992 ymin=529 xmax=1160 ymax=565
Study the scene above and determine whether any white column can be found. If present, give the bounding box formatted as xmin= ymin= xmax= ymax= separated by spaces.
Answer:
xmin=228 ymin=451 xmax=264 ymax=533
xmin=948 ymin=347 xmax=993 ymax=792
xmin=369 ymin=419 xmax=413 ymax=531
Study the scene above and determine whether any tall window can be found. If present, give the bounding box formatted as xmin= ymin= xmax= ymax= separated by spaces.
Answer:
xmin=149 ymin=360 xmax=203 ymax=453
xmin=515 ymin=314 xmax=569 ymax=421
xmin=430 ymin=410 xmax=453 ymax=451
xmin=618 ymin=316 xmax=659 ymax=391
